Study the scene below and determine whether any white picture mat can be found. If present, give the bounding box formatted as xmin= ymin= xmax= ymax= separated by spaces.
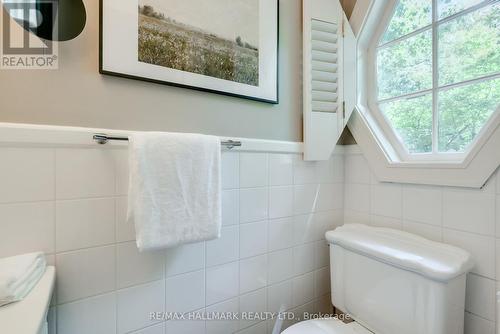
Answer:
xmin=101 ymin=0 xmax=278 ymax=102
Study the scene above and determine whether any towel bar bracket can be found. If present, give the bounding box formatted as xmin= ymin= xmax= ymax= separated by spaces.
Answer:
xmin=93 ymin=134 xmax=242 ymax=149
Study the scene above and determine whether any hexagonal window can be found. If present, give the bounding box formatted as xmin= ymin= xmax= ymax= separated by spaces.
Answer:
xmin=375 ymin=0 xmax=500 ymax=155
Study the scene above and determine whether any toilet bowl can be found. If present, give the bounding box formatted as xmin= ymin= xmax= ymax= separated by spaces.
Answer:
xmin=283 ymin=224 xmax=474 ymax=334
xmin=283 ymin=318 xmax=373 ymax=334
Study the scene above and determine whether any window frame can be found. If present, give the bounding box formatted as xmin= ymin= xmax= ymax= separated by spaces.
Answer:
xmin=367 ymin=0 xmax=500 ymax=162
xmin=348 ymin=0 xmax=500 ymax=188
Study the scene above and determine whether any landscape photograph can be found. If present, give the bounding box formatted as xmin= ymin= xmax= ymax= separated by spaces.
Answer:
xmin=138 ymin=0 xmax=260 ymax=86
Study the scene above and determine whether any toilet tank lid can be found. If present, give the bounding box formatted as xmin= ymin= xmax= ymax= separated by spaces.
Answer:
xmin=325 ymin=224 xmax=474 ymax=282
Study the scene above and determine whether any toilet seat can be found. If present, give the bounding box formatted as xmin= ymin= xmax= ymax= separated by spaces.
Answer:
xmin=282 ymin=318 xmax=374 ymax=334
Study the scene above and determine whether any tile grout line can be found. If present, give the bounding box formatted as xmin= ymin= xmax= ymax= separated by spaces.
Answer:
xmin=113 ymin=154 xmax=119 ymax=334
xmin=494 ymin=172 xmax=498 ymax=334
xmin=52 ymin=148 xmax=58 ymax=310
xmin=440 ymin=187 xmax=445 ymax=242
xmin=265 ymin=152 xmax=270 ymax=305
xmin=236 ymin=151 xmax=241 ymax=331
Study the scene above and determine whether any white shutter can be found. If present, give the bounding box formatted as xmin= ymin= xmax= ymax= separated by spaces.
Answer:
xmin=311 ymin=19 xmax=339 ymax=115
xmin=303 ymin=0 xmax=357 ymax=161
xmin=342 ymin=11 xmax=357 ymax=125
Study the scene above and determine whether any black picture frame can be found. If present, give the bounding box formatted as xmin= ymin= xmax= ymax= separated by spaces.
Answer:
xmin=99 ymin=0 xmax=279 ymax=104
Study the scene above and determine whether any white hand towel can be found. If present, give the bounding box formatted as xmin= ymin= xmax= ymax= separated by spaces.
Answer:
xmin=128 ymin=132 xmax=222 ymax=251
xmin=0 ymin=252 xmax=46 ymax=306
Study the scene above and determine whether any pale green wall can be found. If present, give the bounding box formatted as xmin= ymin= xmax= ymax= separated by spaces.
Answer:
xmin=0 ymin=0 xmax=303 ymax=141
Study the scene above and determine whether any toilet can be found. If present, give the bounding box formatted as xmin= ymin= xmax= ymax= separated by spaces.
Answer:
xmin=0 ymin=265 xmax=55 ymax=334
xmin=283 ymin=224 xmax=474 ymax=334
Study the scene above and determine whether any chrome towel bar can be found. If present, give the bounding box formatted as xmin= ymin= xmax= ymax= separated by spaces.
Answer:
xmin=93 ymin=133 xmax=242 ymax=149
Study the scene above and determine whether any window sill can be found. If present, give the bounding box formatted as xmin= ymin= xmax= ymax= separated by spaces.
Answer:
xmin=347 ymin=107 xmax=500 ymax=188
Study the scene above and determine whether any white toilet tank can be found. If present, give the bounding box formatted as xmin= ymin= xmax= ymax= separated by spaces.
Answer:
xmin=326 ymin=224 xmax=474 ymax=334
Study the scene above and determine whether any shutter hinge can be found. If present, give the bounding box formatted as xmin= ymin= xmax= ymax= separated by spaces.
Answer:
xmin=341 ymin=18 xmax=345 ymax=38
xmin=342 ymin=101 xmax=346 ymax=118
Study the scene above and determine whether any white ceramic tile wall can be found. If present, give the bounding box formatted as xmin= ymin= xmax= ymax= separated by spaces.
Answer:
xmin=8 ymin=143 xmax=494 ymax=333
xmin=344 ymin=149 xmax=500 ymax=334
xmin=0 ymin=146 xmax=344 ymax=334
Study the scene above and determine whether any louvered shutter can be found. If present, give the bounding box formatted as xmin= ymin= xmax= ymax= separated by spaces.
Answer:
xmin=303 ymin=0 xmax=357 ymax=161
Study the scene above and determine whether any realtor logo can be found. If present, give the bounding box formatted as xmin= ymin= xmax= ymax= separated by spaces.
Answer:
xmin=1 ymin=0 xmax=58 ymax=69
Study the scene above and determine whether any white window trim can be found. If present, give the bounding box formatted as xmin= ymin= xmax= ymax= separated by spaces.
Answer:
xmin=371 ymin=0 xmax=499 ymax=161
xmin=348 ymin=0 xmax=500 ymax=188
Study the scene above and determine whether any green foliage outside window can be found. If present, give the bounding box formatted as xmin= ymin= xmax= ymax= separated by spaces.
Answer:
xmin=376 ymin=0 xmax=499 ymax=154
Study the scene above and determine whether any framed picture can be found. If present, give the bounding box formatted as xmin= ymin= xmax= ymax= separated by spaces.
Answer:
xmin=100 ymin=0 xmax=279 ymax=103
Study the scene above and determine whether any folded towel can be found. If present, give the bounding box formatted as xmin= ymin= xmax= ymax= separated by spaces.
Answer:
xmin=0 ymin=252 xmax=46 ymax=306
xmin=128 ymin=132 xmax=222 ymax=251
